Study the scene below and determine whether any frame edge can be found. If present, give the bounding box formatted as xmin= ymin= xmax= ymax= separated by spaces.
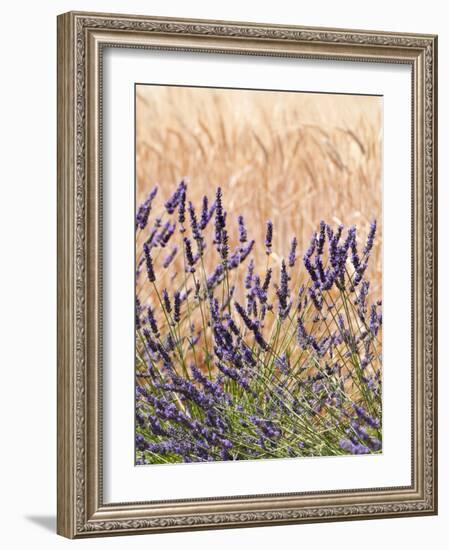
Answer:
xmin=57 ymin=11 xmax=77 ymax=540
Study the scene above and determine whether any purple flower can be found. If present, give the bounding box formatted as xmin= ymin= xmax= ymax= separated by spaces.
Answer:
xmin=250 ymin=416 xmax=281 ymax=440
xmin=265 ymin=220 xmax=273 ymax=255
xmin=347 ymin=226 xmax=360 ymax=268
xmin=180 ymin=288 xmax=192 ymax=303
xmin=188 ymin=201 xmax=205 ymax=254
xmin=277 ymin=260 xmax=290 ymax=319
xmin=316 ymin=220 xmax=326 ymax=255
xmin=135 ymin=297 xmax=143 ymax=329
xmin=147 ymin=306 xmax=159 ymax=337
xmin=136 ymin=186 xmax=158 ymax=230
xmin=275 ymin=353 xmax=289 ymax=374
xmin=220 ymin=228 xmax=229 ymax=262
xmin=241 ymin=344 xmax=256 ymax=366
xmin=225 ymin=315 xmax=241 ymax=337
xmin=227 ymin=240 xmax=255 ymax=269
xmin=143 ymin=242 xmax=156 ymax=282
xmin=165 ymin=333 xmax=176 ymax=351
xmin=142 ymin=328 xmax=158 ymax=354
xmin=245 ymin=259 xmax=255 ymax=290
xmin=148 ymin=415 xmax=168 ymax=437
xmin=199 ymin=195 xmax=209 ymax=228
xmin=369 ymin=304 xmax=382 ymax=336
xmin=184 ymin=237 xmax=196 ymax=272
xmin=315 ymin=255 xmax=327 ymax=284
xmin=214 ymin=187 xmax=226 ymax=250
xmin=164 ymin=180 xmax=186 ymax=214
xmin=297 ymin=316 xmax=321 ymax=355
xmin=262 ymin=268 xmax=272 ymax=294
xmin=251 ymin=275 xmax=267 ymax=305
xmin=303 ymin=233 xmax=318 ymax=285
xmin=234 ymin=301 xmax=269 ymax=351
xmin=143 ymin=227 xmax=159 ymax=253
xmin=178 ymin=185 xmax=187 ymax=228
xmin=199 ymin=197 xmax=216 ymax=230
xmin=162 ymin=289 xmax=171 ymax=313
xmin=158 ymin=375 xmax=216 ymax=411
xmin=308 ymin=287 xmax=323 ymax=311
xmin=173 ymin=291 xmax=181 ymax=323
xmin=288 ymin=237 xmax=297 ymax=267
xmin=339 ymin=438 xmax=370 ymax=455
xmin=207 ymin=264 xmax=224 ymax=290
xmin=329 ymin=225 xmax=344 ymax=267
xmin=238 ymin=215 xmax=247 ymax=243
xmin=356 ymin=280 xmax=370 ymax=321
xmin=363 ymin=220 xmax=377 ymax=256
xmin=296 ymin=285 xmax=305 ymax=312
xmin=350 ymin=421 xmax=382 ymax=451
xmin=234 ymin=301 xmax=254 ymax=331
xmin=216 ymin=362 xmax=251 ymax=391
xmin=353 ymin=404 xmax=380 ymax=429
xmin=158 ymin=221 xmax=176 ymax=248
xmin=162 ymin=246 xmax=177 ymax=268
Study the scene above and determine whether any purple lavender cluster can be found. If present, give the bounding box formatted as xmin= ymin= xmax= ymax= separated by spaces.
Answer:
xmin=135 ymin=180 xmax=382 ymax=463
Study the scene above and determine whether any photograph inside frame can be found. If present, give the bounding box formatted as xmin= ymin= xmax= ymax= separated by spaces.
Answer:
xmin=134 ymin=84 xmax=383 ymax=466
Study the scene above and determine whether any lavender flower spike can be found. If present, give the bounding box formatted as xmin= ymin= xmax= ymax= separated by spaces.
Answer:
xmin=178 ymin=185 xmax=187 ymax=228
xmin=234 ymin=301 xmax=269 ymax=351
xmin=136 ymin=186 xmax=158 ymax=230
xmin=214 ymin=187 xmax=226 ymax=250
xmin=199 ymin=196 xmax=216 ymax=230
xmin=158 ymin=221 xmax=176 ymax=248
xmin=162 ymin=289 xmax=172 ymax=313
xmin=173 ymin=291 xmax=181 ymax=324
xmin=339 ymin=438 xmax=370 ymax=455
xmin=363 ymin=219 xmax=377 ymax=256
xmin=234 ymin=301 xmax=255 ymax=331
xmin=245 ymin=259 xmax=255 ymax=290
xmin=199 ymin=196 xmax=209 ymax=229
xmin=220 ymin=229 xmax=229 ymax=262
xmin=164 ymin=180 xmax=186 ymax=214
xmin=262 ymin=267 xmax=272 ymax=293
xmin=147 ymin=306 xmax=160 ymax=337
xmin=184 ymin=237 xmax=196 ymax=272
xmin=316 ymin=220 xmax=326 ymax=255
xmin=143 ymin=242 xmax=156 ymax=282
xmin=354 ymin=404 xmax=381 ymax=429
xmin=238 ymin=215 xmax=247 ymax=243
xmin=277 ymin=260 xmax=290 ymax=319
xmin=288 ymin=237 xmax=297 ymax=267
xmin=303 ymin=243 xmax=318 ymax=286
xmin=162 ymin=246 xmax=177 ymax=269
xmin=265 ymin=220 xmax=273 ymax=255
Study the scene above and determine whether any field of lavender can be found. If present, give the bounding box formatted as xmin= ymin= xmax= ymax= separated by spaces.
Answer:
xmin=135 ymin=86 xmax=382 ymax=464
xmin=135 ymin=181 xmax=382 ymax=463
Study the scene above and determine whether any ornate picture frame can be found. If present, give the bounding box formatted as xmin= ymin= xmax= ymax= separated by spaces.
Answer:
xmin=57 ymin=11 xmax=437 ymax=538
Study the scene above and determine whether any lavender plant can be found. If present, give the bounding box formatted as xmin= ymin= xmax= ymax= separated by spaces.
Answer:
xmin=135 ymin=181 xmax=382 ymax=464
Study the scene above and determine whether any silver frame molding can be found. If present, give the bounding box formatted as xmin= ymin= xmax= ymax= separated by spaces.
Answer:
xmin=57 ymin=11 xmax=438 ymax=539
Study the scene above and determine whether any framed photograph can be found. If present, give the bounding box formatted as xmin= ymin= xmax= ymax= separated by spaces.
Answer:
xmin=57 ymin=11 xmax=438 ymax=538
